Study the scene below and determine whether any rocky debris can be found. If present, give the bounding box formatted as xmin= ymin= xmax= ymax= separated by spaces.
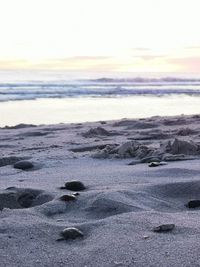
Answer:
xmin=153 ymin=224 xmax=175 ymax=233
xmin=187 ymin=200 xmax=200 ymax=208
xmin=117 ymin=141 xmax=155 ymax=159
xmin=58 ymin=227 xmax=84 ymax=241
xmin=59 ymin=195 xmax=76 ymax=202
xmin=0 ymin=156 xmax=24 ymax=167
xmin=61 ymin=181 xmax=86 ymax=191
xmin=14 ymin=160 xmax=34 ymax=170
xmin=92 ymin=144 xmax=118 ymax=159
xmin=93 ymin=138 xmax=200 ymax=162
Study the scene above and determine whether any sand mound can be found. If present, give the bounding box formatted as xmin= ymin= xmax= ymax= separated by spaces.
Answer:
xmin=161 ymin=138 xmax=199 ymax=155
xmin=84 ymin=191 xmax=143 ymax=219
xmin=163 ymin=117 xmax=187 ymax=126
xmin=82 ymin=127 xmax=115 ymax=138
xmin=2 ymin=123 xmax=36 ymax=129
xmin=147 ymin=180 xmax=200 ymax=200
xmin=93 ymin=141 xmax=155 ymax=159
xmin=0 ymin=187 xmax=54 ymax=210
xmin=19 ymin=131 xmax=50 ymax=137
xmin=113 ymin=119 xmax=159 ymax=129
xmin=176 ymin=128 xmax=198 ymax=136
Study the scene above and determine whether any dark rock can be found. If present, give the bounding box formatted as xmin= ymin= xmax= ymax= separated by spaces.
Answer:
xmin=59 ymin=195 xmax=76 ymax=202
xmin=148 ymin=162 xmax=160 ymax=167
xmin=187 ymin=200 xmax=200 ymax=208
xmin=14 ymin=161 xmax=34 ymax=170
xmin=153 ymin=224 xmax=175 ymax=232
xmin=64 ymin=181 xmax=86 ymax=191
xmin=60 ymin=227 xmax=84 ymax=240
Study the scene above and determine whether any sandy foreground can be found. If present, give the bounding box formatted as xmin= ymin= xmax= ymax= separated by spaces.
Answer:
xmin=1 ymin=114 xmax=200 ymax=267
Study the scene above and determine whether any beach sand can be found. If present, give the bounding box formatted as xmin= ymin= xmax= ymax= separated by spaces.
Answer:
xmin=1 ymin=114 xmax=200 ymax=266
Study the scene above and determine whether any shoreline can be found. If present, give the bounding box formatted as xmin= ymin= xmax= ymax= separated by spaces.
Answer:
xmin=1 ymin=114 xmax=200 ymax=266
xmin=1 ymin=95 xmax=200 ymax=127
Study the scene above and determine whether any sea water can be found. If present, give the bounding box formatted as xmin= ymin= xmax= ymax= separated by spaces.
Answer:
xmin=0 ymin=71 xmax=200 ymax=126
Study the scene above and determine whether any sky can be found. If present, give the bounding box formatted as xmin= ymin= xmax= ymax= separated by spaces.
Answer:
xmin=0 ymin=0 xmax=200 ymax=76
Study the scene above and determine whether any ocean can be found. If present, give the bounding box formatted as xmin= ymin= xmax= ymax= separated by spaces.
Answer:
xmin=0 ymin=71 xmax=200 ymax=126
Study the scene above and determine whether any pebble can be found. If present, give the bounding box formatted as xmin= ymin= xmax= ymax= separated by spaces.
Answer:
xmin=187 ymin=200 xmax=200 ymax=208
xmin=14 ymin=161 xmax=34 ymax=170
xmin=148 ymin=162 xmax=160 ymax=167
xmin=153 ymin=224 xmax=175 ymax=232
xmin=59 ymin=194 xmax=76 ymax=202
xmin=64 ymin=181 xmax=86 ymax=191
xmin=59 ymin=227 xmax=84 ymax=240
xmin=148 ymin=161 xmax=168 ymax=167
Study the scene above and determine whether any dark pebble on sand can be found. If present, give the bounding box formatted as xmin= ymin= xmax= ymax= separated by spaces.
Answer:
xmin=59 ymin=194 xmax=76 ymax=201
xmin=187 ymin=200 xmax=200 ymax=208
xmin=64 ymin=181 xmax=86 ymax=191
xmin=153 ymin=224 xmax=175 ymax=232
xmin=148 ymin=162 xmax=160 ymax=167
xmin=59 ymin=227 xmax=84 ymax=240
xmin=14 ymin=161 xmax=34 ymax=170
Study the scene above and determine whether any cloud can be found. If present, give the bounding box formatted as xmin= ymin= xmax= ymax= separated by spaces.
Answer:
xmin=168 ymin=57 xmax=200 ymax=72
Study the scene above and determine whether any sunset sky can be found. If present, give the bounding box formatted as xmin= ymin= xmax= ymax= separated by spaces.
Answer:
xmin=0 ymin=0 xmax=200 ymax=75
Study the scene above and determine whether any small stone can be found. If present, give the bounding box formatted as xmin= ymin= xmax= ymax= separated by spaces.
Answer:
xmin=153 ymin=224 xmax=175 ymax=232
xmin=143 ymin=235 xmax=150 ymax=239
xmin=59 ymin=195 xmax=76 ymax=202
xmin=187 ymin=200 xmax=200 ymax=208
xmin=64 ymin=181 xmax=86 ymax=191
xmin=14 ymin=161 xmax=34 ymax=170
xmin=148 ymin=162 xmax=160 ymax=167
xmin=60 ymin=227 xmax=84 ymax=240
